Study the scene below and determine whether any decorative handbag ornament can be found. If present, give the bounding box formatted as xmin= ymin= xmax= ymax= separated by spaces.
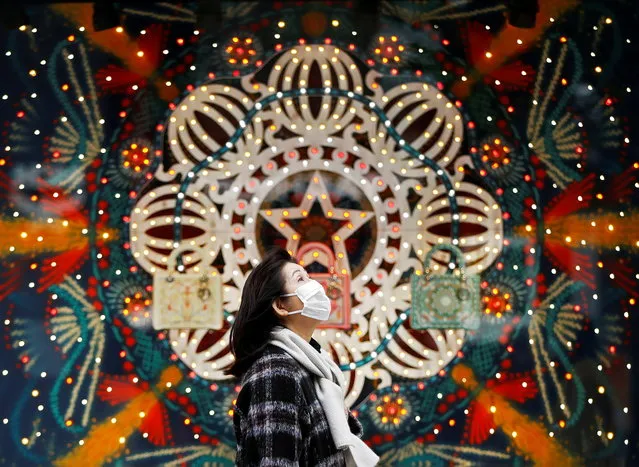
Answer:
xmin=296 ymin=242 xmax=351 ymax=330
xmin=152 ymin=246 xmax=223 ymax=330
xmin=410 ymin=244 xmax=480 ymax=330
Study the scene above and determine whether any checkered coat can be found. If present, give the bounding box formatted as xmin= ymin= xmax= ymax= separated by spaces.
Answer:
xmin=232 ymin=340 xmax=365 ymax=466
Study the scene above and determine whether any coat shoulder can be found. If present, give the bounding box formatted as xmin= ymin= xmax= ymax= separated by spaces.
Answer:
xmin=241 ymin=344 xmax=304 ymax=383
xmin=236 ymin=345 xmax=308 ymax=410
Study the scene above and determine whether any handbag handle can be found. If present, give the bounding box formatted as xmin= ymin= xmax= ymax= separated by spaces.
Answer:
xmin=423 ymin=243 xmax=466 ymax=280
xmin=165 ymin=245 xmax=209 ymax=281
xmin=297 ymin=242 xmax=339 ymax=275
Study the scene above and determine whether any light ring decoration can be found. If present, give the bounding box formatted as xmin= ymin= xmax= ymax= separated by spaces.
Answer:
xmin=128 ymin=45 xmax=504 ymax=405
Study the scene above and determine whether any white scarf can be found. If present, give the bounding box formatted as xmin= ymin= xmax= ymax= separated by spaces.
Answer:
xmin=268 ymin=326 xmax=379 ymax=467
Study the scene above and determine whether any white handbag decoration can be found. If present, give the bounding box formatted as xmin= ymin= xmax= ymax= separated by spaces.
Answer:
xmin=152 ymin=246 xmax=223 ymax=330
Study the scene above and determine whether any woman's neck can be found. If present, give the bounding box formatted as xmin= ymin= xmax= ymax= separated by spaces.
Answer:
xmin=284 ymin=321 xmax=315 ymax=342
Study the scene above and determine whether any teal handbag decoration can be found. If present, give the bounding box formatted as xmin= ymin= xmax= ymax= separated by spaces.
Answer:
xmin=410 ymin=244 xmax=480 ymax=330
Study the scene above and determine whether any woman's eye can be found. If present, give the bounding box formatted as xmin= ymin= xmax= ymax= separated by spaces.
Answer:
xmin=298 ymin=277 xmax=305 ymax=282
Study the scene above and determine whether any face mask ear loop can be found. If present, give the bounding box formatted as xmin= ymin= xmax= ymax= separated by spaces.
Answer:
xmin=275 ymin=294 xmax=302 ymax=315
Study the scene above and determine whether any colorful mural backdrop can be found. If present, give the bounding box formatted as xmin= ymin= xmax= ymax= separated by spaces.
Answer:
xmin=1 ymin=1 xmax=637 ymax=465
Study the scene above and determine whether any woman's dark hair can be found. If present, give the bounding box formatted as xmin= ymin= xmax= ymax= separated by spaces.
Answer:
xmin=223 ymin=247 xmax=297 ymax=378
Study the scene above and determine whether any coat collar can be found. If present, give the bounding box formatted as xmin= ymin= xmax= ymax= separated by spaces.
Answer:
xmin=309 ymin=337 xmax=321 ymax=353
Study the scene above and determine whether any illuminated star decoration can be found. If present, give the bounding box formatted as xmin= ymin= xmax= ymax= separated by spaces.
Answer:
xmin=259 ymin=171 xmax=374 ymax=276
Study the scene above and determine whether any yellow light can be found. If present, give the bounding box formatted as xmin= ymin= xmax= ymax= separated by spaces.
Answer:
xmin=485 ymin=52 xmax=493 ymax=58
xmin=595 ymin=66 xmax=602 ymax=73
xmin=115 ymin=26 xmax=124 ymax=33
xmin=136 ymin=51 xmax=144 ymax=57
xmin=332 ymin=20 xmax=339 ymax=27
xmin=278 ymin=21 xmax=285 ymax=28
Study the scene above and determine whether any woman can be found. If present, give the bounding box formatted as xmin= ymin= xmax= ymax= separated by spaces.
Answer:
xmin=225 ymin=247 xmax=379 ymax=466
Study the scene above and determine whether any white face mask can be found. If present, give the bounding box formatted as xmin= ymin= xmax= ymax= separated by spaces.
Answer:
xmin=280 ymin=279 xmax=331 ymax=321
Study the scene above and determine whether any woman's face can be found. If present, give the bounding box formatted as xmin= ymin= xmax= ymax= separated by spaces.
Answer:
xmin=281 ymin=262 xmax=311 ymax=296
xmin=272 ymin=262 xmax=311 ymax=316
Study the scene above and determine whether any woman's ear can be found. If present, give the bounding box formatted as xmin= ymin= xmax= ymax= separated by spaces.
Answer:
xmin=272 ymin=298 xmax=289 ymax=318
